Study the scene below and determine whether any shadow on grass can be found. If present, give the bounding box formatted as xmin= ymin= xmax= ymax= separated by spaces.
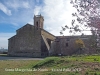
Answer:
xmin=33 ymin=57 xmax=69 ymax=68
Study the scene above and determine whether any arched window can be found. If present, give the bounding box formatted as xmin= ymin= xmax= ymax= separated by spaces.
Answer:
xmin=36 ymin=21 xmax=39 ymax=30
xmin=36 ymin=21 xmax=38 ymax=27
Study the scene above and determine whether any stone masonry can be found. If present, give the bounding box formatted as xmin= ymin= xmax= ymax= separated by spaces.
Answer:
xmin=8 ymin=15 xmax=55 ymax=57
xmin=8 ymin=15 xmax=97 ymax=57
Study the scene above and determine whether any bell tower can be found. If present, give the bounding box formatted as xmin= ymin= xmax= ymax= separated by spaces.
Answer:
xmin=34 ymin=14 xmax=44 ymax=29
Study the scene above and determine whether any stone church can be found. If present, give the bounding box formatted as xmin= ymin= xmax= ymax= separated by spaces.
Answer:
xmin=8 ymin=15 xmax=97 ymax=57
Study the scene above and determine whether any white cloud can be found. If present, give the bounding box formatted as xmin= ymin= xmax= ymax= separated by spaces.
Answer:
xmin=40 ymin=0 xmax=74 ymax=36
xmin=5 ymin=0 xmax=31 ymax=10
xmin=0 ymin=2 xmax=12 ymax=16
xmin=0 ymin=33 xmax=15 ymax=49
xmin=34 ymin=0 xmax=91 ymax=36
xmin=22 ymin=1 xmax=30 ymax=8
xmin=33 ymin=6 xmax=41 ymax=15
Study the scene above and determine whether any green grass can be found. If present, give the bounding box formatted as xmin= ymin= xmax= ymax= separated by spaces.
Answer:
xmin=33 ymin=57 xmax=64 ymax=68
xmin=1 ymin=55 xmax=100 ymax=75
xmin=67 ymin=55 xmax=100 ymax=62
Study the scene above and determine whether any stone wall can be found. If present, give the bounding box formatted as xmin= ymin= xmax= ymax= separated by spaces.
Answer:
xmin=53 ymin=37 xmax=77 ymax=56
xmin=8 ymin=23 xmax=97 ymax=57
xmin=52 ymin=36 xmax=97 ymax=56
xmin=8 ymin=24 xmax=42 ymax=57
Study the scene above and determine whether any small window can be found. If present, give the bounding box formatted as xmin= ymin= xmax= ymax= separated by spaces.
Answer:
xmin=36 ymin=21 xmax=38 ymax=30
xmin=36 ymin=21 xmax=38 ymax=26
xmin=66 ymin=43 xmax=68 ymax=47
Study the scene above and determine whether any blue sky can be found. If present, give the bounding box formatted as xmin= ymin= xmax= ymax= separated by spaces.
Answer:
xmin=0 ymin=0 xmax=91 ymax=49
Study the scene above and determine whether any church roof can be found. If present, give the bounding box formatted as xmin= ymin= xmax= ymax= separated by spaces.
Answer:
xmin=41 ymin=28 xmax=55 ymax=37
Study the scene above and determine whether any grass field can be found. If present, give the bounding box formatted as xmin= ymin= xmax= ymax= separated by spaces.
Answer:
xmin=0 ymin=55 xmax=100 ymax=75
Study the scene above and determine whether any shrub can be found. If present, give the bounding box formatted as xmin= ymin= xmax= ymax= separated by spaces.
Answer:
xmin=94 ymin=58 xmax=99 ymax=61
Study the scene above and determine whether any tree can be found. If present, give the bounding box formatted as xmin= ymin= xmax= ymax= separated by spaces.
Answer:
xmin=75 ymin=38 xmax=85 ymax=54
xmin=60 ymin=0 xmax=100 ymax=36
xmin=75 ymin=38 xmax=85 ymax=48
